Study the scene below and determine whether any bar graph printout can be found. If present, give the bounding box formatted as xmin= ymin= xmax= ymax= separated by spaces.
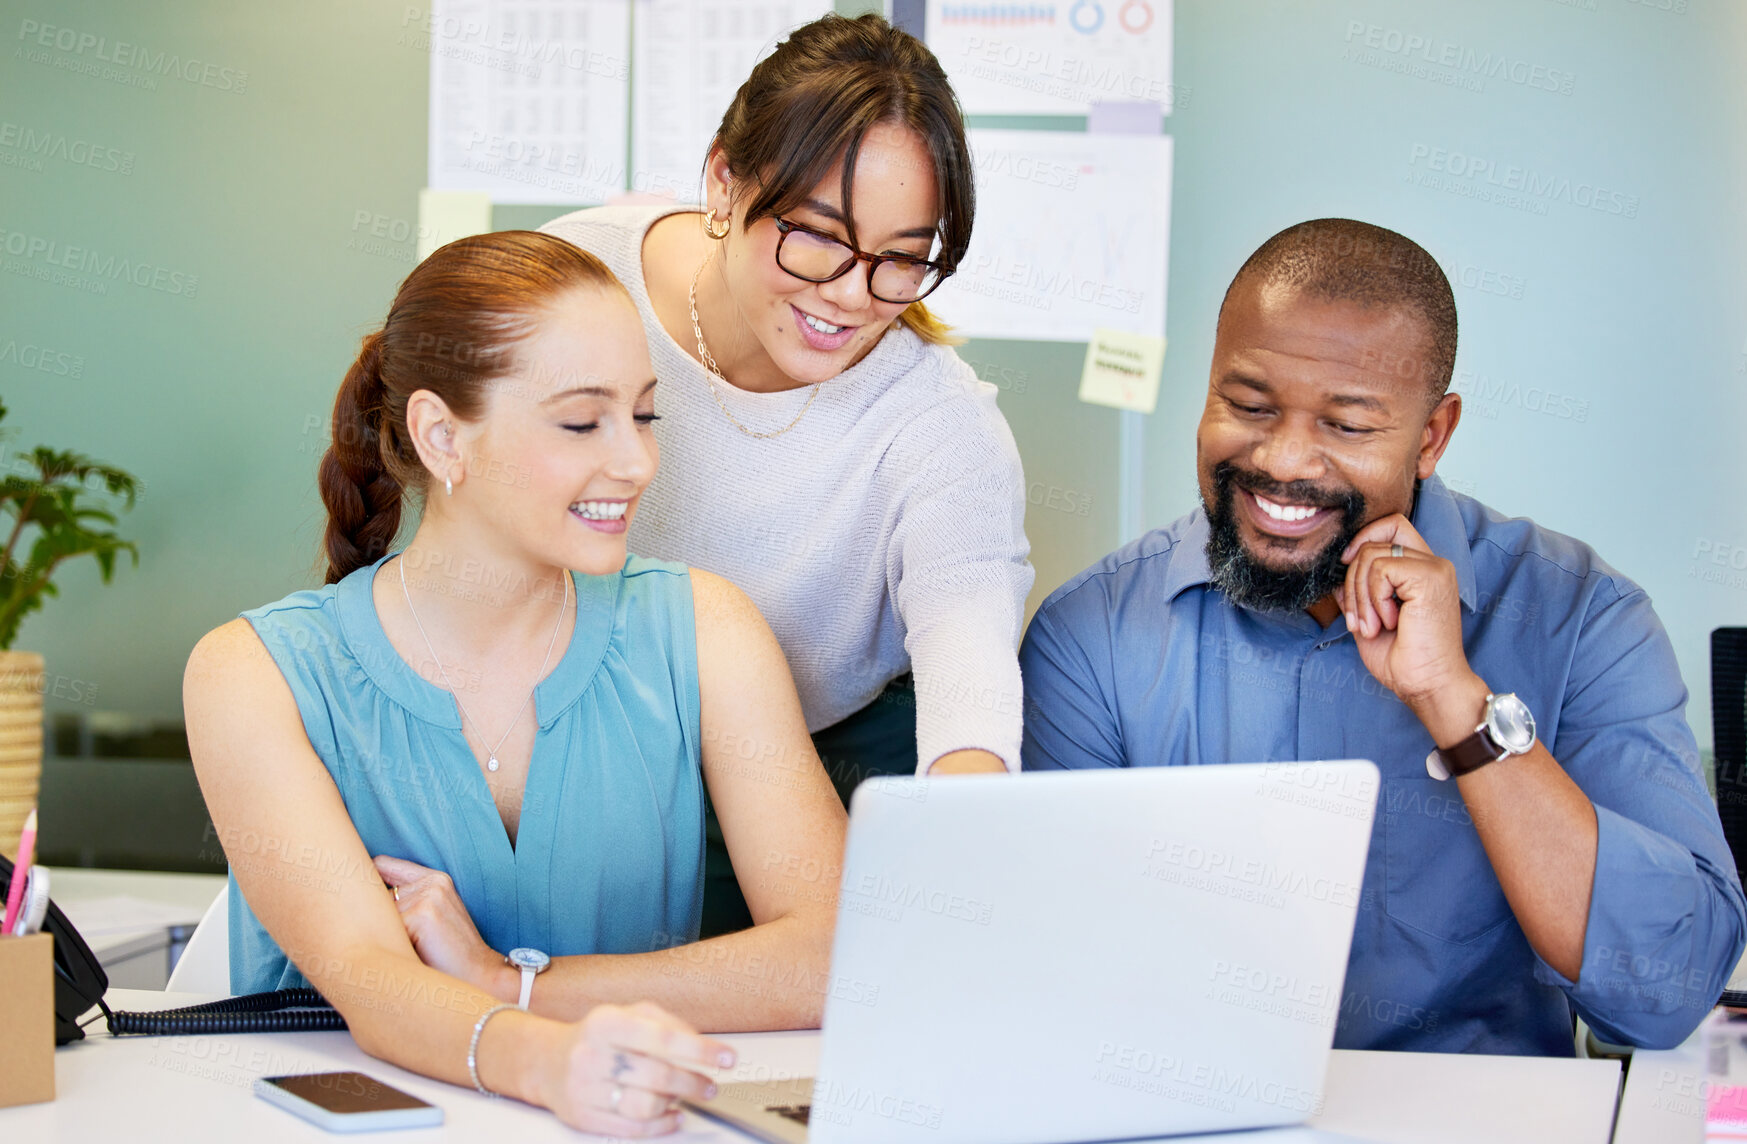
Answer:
xmin=927 ymin=128 xmax=1172 ymax=343
xmin=425 ymin=0 xmax=631 ymax=204
xmin=631 ymin=0 xmax=833 ymax=203
xmin=925 ymin=0 xmax=1175 ymax=115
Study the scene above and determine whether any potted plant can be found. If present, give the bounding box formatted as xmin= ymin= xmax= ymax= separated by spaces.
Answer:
xmin=0 ymin=398 xmax=139 ymax=854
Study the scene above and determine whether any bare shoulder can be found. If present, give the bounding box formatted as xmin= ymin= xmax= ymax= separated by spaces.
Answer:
xmin=688 ymin=567 xmax=789 ymax=680
xmin=188 ymin=615 xmax=272 ymax=668
xmin=688 ymin=566 xmax=763 ymax=629
xmin=181 ymin=614 xmax=317 ymax=807
xmin=184 ymin=617 xmax=285 ymax=702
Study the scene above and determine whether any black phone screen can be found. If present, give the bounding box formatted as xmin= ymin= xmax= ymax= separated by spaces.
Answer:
xmin=261 ymin=1071 xmax=434 ymax=1114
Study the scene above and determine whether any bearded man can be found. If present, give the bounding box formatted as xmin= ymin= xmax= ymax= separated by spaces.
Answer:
xmin=1019 ymin=219 xmax=1745 ymax=1055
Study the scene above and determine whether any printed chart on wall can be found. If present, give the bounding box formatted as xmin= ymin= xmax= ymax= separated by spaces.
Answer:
xmin=927 ymin=129 xmax=1172 ymax=343
xmin=631 ymin=1 xmax=831 ymax=203
xmin=925 ymin=0 xmax=1174 ymax=115
xmin=426 ymin=0 xmax=631 ymax=204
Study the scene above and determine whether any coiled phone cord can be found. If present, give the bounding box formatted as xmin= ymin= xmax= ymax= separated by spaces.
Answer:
xmin=105 ymin=988 xmax=349 ymax=1035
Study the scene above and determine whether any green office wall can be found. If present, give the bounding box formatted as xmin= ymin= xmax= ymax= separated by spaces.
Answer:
xmin=2 ymin=1 xmax=430 ymax=728
xmin=1152 ymin=1 xmax=1747 ymax=748
xmin=4 ymin=1 xmax=1743 ymax=751
xmin=0 ymin=0 xmax=1116 ymax=737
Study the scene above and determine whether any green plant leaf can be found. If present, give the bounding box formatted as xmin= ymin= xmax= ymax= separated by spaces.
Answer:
xmin=0 ymin=427 xmax=140 ymax=650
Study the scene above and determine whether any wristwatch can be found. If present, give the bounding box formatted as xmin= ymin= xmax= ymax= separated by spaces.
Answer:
xmin=1428 ymin=692 xmax=1537 ymax=780
xmin=505 ymin=947 xmax=550 ymax=1010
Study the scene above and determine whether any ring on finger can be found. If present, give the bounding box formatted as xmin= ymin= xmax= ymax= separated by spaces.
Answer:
xmin=611 ymin=1051 xmax=632 ymax=1080
xmin=392 ymin=885 xmax=400 ymax=903
xmin=609 ymin=1084 xmax=623 ymax=1113
xmin=1390 ymin=543 xmax=1404 ymax=559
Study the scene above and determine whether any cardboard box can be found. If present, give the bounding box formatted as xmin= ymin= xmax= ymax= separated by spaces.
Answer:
xmin=0 ymin=932 xmax=55 ymax=1108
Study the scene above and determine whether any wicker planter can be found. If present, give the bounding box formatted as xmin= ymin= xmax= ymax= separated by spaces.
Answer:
xmin=0 ymin=651 xmax=45 ymax=857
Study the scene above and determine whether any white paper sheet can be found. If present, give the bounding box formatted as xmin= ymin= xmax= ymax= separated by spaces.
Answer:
xmin=927 ymin=129 xmax=1172 ymax=343
xmin=425 ymin=0 xmax=631 ymax=205
xmin=925 ymin=0 xmax=1175 ymax=115
xmin=630 ymin=0 xmax=832 ymax=203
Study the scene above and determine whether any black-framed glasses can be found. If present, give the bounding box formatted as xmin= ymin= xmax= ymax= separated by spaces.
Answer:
xmin=772 ymin=217 xmax=951 ymax=305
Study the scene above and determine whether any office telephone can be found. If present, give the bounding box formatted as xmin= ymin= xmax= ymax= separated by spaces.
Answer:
xmin=0 ymin=853 xmax=345 ymax=1041
xmin=2 ymin=851 xmax=108 ymax=1043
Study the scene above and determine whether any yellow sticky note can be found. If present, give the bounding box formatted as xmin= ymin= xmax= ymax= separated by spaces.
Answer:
xmin=1078 ymin=328 xmax=1166 ymax=414
xmin=416 ymin=189 xmax=493 ymax=262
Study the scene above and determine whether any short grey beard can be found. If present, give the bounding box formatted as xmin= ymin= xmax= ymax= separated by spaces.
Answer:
xmin=1202 ymin=464 xmax=1367 ymax=614
xmin=1206 ymin=523 xmax=1355 ymax=613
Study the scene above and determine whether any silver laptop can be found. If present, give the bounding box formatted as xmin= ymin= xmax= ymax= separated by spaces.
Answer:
xmin=691 ymin=761 xmax=1379 ymax=1144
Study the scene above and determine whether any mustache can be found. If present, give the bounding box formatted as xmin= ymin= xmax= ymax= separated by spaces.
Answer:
xmin=1212 ymin=462 xmax=1362 ymax=514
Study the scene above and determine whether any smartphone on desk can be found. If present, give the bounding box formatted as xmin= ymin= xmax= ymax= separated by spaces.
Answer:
xmin=255 ymin=1071 xmax=443 ymax=1132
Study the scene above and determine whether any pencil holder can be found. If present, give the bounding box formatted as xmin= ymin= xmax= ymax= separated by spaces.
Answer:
xmin=0 ymin=932 xmax=56 ymax=1107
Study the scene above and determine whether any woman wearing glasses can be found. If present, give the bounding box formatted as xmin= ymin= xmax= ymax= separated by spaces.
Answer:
xmin=541 ymin=13 xmax=1031 ymax=935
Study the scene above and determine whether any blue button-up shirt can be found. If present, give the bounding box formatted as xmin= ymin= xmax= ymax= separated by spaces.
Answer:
xmin=1020 ymin=474 xmax=1746 ymax=1055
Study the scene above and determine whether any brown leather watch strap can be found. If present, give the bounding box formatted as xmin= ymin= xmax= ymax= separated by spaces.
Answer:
xmin=1437 ymin=728 xmax=1504 ymax=776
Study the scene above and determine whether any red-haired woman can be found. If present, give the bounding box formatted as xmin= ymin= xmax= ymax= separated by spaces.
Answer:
xmin=542 ymin=12 xmax=1032 ymax=936
xmin=184 ymin=232 xmax=844 ymax=1136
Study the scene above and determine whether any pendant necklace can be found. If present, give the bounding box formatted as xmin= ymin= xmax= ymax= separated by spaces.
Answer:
xmin=398 ymin=557 xmax=569 ymax=773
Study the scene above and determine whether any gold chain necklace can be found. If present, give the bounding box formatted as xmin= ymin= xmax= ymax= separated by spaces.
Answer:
xmin=688 ymin=250 xmax=822 ymax=440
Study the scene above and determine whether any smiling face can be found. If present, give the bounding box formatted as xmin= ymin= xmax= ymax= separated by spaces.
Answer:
xmin=1196 ymin=278 xmax=1460 ymax=614
xmin=705 ymin=120 xmax=943 ymax=387
xmin=449 ymin=286 xmax=660 ymax=576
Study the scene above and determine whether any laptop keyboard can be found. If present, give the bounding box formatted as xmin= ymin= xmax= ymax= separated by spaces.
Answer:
xmin=766 ymin=1104 xmax=811 ymax=1125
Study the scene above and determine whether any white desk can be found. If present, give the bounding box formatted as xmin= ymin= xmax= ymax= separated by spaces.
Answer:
xmin=0 ymin=989 xmax=1623 ymax=1143
xmin=1613 ymin=1027 xmax=1707 ymax=1144
xmin=1315 ymin=1049 xmax=1619 ymax=1143
xmin=45 ymin=867 xmax=227 ymax=989
xmin=1609 ymin=948 xmax=1747 ymax=1142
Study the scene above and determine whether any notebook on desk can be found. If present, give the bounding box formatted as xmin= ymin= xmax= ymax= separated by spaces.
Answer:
xmin=689 ymin=762 xmax=1379 ymax=1144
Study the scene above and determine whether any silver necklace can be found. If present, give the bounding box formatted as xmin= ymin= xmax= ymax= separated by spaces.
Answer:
xmin=688 ymin=249 xmax=822 ymax=440
xmin=397 ymin=556 xmax=569 ymax=773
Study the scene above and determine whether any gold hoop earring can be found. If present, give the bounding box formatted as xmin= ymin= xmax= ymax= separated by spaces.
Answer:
xmin=703 ymin=208 xmax=731 ymax=240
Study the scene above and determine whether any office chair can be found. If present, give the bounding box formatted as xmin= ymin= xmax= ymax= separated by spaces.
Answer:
xmin=164 ymin=882 xmax=230 ymax=994
xmin=1714 ymin=628 xmax=1747 ymax=889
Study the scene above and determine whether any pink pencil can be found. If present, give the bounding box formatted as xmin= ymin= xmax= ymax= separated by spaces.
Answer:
xmin=3 ymin=808 xmax=37 ymax=935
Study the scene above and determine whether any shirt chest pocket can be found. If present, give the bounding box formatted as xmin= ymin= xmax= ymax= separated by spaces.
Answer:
xmin=1382 ymin=776 xmax=1514 ymax=945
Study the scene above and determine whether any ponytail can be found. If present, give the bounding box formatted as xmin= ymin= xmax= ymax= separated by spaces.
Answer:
xmin=318 ymin=332 xmax=403 ymax=583
xmin=896 ymin=301 xmax=963 ymax=347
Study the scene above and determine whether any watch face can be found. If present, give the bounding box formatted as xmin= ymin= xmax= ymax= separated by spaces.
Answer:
xmin=1486 ymin=693 xmax=1536 ymax=754
xmin=507 ymin=947 xmax=550 ymax=972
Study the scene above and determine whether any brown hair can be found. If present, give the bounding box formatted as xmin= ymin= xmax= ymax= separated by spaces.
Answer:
xmin=712 ymin=12 xmax=972 ymax=346
xmin=318 ymin=230 xmax=623 ymax=584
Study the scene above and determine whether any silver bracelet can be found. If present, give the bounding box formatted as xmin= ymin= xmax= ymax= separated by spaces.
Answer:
xmin=467 ymin=1003 xmax=518 ymax=1097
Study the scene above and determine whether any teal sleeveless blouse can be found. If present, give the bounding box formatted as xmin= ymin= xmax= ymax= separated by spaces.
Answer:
xmin=227 ymin=552 xmax=704 ymax=994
